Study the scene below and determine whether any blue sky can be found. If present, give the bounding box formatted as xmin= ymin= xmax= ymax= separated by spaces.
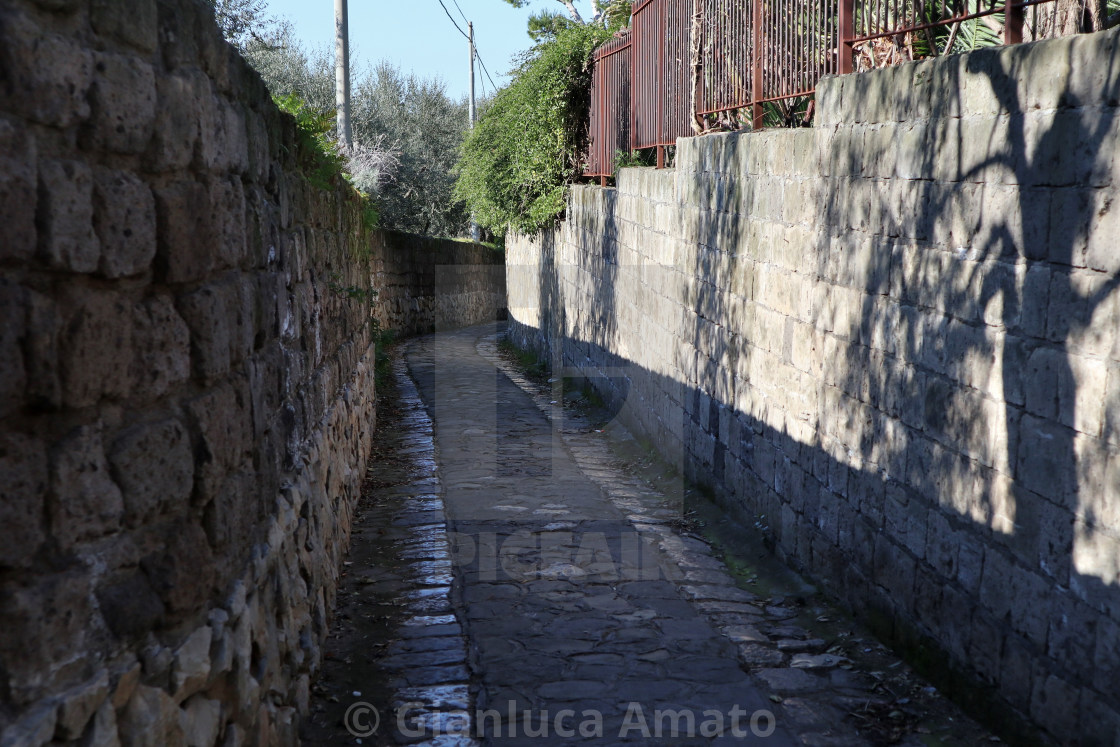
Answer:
xmin=262 ymin=0 xmax=599 ymax=101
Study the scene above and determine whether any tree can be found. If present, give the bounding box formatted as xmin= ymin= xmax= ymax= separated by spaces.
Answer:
xmin=502 ymin=0 xmax=632 ymax=40
xmin=208 ymin=0 xmax=281 ymax=49
xmin=454 ymin=22 xmax=611 ymax=234
xmin=351 ymin=63 xmax=471 ymax=237
xmin=210 ymin=10 xmax=470 ymax=237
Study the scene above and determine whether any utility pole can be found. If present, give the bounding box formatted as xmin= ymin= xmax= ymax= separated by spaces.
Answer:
xmin=468 ymin=21 xmax=477 ymax=128
xmin=468 ymin=21 xmax=480 ymax=242
xmin=334 ymin=0 xmax=352 ymax=152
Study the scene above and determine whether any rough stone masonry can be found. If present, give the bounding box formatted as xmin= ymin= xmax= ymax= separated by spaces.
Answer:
xmin=0 ymin=0 xmax=502 ymax=744
xmin=508 ymin=28 xmax=1120 ymax=745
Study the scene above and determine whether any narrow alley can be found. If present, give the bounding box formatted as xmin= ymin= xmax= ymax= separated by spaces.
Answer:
xmin=302 ymin=325 xmax=994 ymax=746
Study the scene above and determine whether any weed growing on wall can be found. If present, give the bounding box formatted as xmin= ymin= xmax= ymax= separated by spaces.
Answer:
xmin=274 ymin=93 xmax=349 ymax=190
xmin=453 ymin=23 xmax=611 ymax=235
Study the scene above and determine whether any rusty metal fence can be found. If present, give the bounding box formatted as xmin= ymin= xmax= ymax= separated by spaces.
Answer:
xmin=632 ymin=0 xmax=694 ymax=154
xmin=584 ymin=0 xmax=1064 ymax=178
xmin=585 ymin=34 xmax=633 ymax=179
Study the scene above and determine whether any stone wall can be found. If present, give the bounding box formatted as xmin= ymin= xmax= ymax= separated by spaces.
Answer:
xmin=0 ymin=1 xmax=503 ymax=744
xmin=508 ymin=28 xmax=1120 ymax=743
xmin=373 ymin=230 xmax=506 ymax=338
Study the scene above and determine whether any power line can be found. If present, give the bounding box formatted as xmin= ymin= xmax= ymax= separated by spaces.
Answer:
xmin=450 ymin=0 xmax=470 ymax=26
xmin=474 ymin=49 xmax=498 ymax=92
xmin=435 ymin=0 xmax=470 ymax=40
xmin=433 ymin=0 xmax=501 ymax=94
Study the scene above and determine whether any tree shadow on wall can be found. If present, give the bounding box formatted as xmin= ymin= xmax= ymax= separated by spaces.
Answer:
xmin=823 ymin=30 xmax=1120 ymax=737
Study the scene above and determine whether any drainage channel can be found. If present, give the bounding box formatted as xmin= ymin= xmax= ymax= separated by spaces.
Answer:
xmin=301 ymin=351 xmax=477 ymax=746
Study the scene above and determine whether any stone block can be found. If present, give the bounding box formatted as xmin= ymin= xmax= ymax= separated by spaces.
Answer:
xmin=0 ymin=282 xmax=26 ymax=417
xmin=872 ymin=534 xmax=916 ymax=606
xmin=0 ymin=118 xmax=37 ymax=264
xmin=146 ymin=71 xmax=203 ymax=172
xmin=956 ymin=534 xmax=984 ymax=595
xmin=91 ymin=0 xmax=158 ymax=52
xmin=81 ymin=700 xmax=119 ymax=747
xmin=109 ymin=418 xmax=194 ymax=528
xmin=1085 ymin=193 xmax=1120 ymax=276
xmin=978 ymin=549 xmax=1052 ymax=647
xmin=1017 ymin=414 xmax=1078 ymax=512
xmin=23 ymin=290 xmax=62 ymax=410
xmin=38 ymin=159 xmax=100 ymax=274
xmin=59 ymin=288 xmax=133 ymax=408
xmin=177 ymin=281 xmax=234 ymax=384
xmin=212 ymin=178 xmax=248 ymax=270
xmin=0 ymin=10 xmax=92 ymax=127
xmin=1047 ymin=594 xmax=1098 ymax=678
xmin=55 ymin=669 xmax=109 ymax=740
xmin=155 ymin=182 xmax=214 ymax=284
xmin=171 ymin=627 xmax=211 ymax=702
xmin=180 ymin=695 xmax=222 ymax=746
xmin=1030 ymin=670 xmax=1080 ymax=742
xmin=49 ymin=423 xmax=124 ymax=548
xmin=966 ymin=609 xmax=1002 ymax=683
xmin=196 ymin=94 xmax=248 ymax=174
xmin=86 ymin=53 xmax=156 ymax=154
xmin=0 ymin=699 xmax=57 ymax=746
xmin=118 ymin=685 xmax=185 ymax=747
xmin=0 ymin=571 xmax=91 ymax=705
xmin=1068 ymin=354 xmax=1107 ymax=438
xmin=0 ymin=433 xmax=47 ymax=569
xmin=1023 ymin=346 xmax=1069 ymax=421
xmin=125 ymin=296 xmax=190 ymax=406
xmin=141 ymin=523 xmax=216 ymax=616
xmin=1094 ymin=614 xmax=1120 ymax=697
xmin=92 ymin=168 xmax=156 ymax=278
xmin=96 ymin=570 xmax=166 ymax=641
xmin=1018 ymin=265 xmax=1050 ymax=339
xmin=184 ymin=381 xmax=252 ymax=503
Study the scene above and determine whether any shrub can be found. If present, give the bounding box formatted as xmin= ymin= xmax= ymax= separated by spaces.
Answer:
xmin=453 ymin=23 xmax=611 ymax=235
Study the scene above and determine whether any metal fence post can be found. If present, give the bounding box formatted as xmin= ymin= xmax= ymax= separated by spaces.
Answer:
xmin=839 ymin=0 xmax=854 ymax=74
xmin=1004 ymin=0 xmax=1024 ymax=43
xmin=751 ymin=0 xmax=764 ymax=129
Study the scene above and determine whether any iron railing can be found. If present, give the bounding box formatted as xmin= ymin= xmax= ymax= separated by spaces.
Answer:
xmin=632 ymin=0 xmax=694 ymax=156
xmin=586 ymin=34 xmax=633 ymax=179
xmin=584 ymin=0 xmax=1065 ymax=177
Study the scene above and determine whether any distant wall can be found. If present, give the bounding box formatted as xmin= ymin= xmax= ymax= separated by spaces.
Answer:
xmin=373 ymin=230 xmax=506 ymax=338
xmin=509 ymin=29 xmax=1120 ymax=743
xmin=0 ymin=0 xmax=502 ymax=744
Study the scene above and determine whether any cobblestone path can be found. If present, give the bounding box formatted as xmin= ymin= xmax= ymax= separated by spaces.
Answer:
xmin=304 ymin=324 xmax=993 ymax=746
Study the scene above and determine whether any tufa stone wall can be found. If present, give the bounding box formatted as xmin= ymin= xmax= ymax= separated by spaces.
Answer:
xmin=0 ymin=0 xmax=504 ymax=744
xmin=508 ymin=28 xmax=1120 ymax=744
xmin=372 ymin=230 xmax=506 ymax=338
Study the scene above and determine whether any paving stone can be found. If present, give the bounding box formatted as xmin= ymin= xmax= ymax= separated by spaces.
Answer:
xmin=305 ymin=326 xmax=996 ymax=746
xmin=754 ymin=668 xmax=828 ymax=694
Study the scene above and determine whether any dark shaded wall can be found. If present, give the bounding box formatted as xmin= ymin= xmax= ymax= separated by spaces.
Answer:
xmin=373 ymin=230 xmax=506 ymax=337
xmin=0 ymin=1 xmax=504 ymax=744
xmin=509 ymin=29 xmax=1120 ymax=744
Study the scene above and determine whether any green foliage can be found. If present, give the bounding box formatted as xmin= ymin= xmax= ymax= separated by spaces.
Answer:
xmin=327 ymin=274 xmax=380 ymax=304
xmin=454 ymin=23 xmax=611 ymax=235
xmin=762 ymin=96 xmax=813 ymax=128
xmin=273 ymin=92 xmax=346 ymax=190
xmin=206 ymin=0 xmax=279 ymax=50
xmin=497 ymin=338 xmax=550 ymax=383
xmin=242 ymin=28 xmax=469 ymax=238
xmin=527 ymin=11 xmax=580 ymax=42
xmin=353 ymin=63 xmax=471 ymax=238
xmin=614 ymin=148 xmax=656 ymax=170
xmin=504 ymin=0 xmax=634 ymax=39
